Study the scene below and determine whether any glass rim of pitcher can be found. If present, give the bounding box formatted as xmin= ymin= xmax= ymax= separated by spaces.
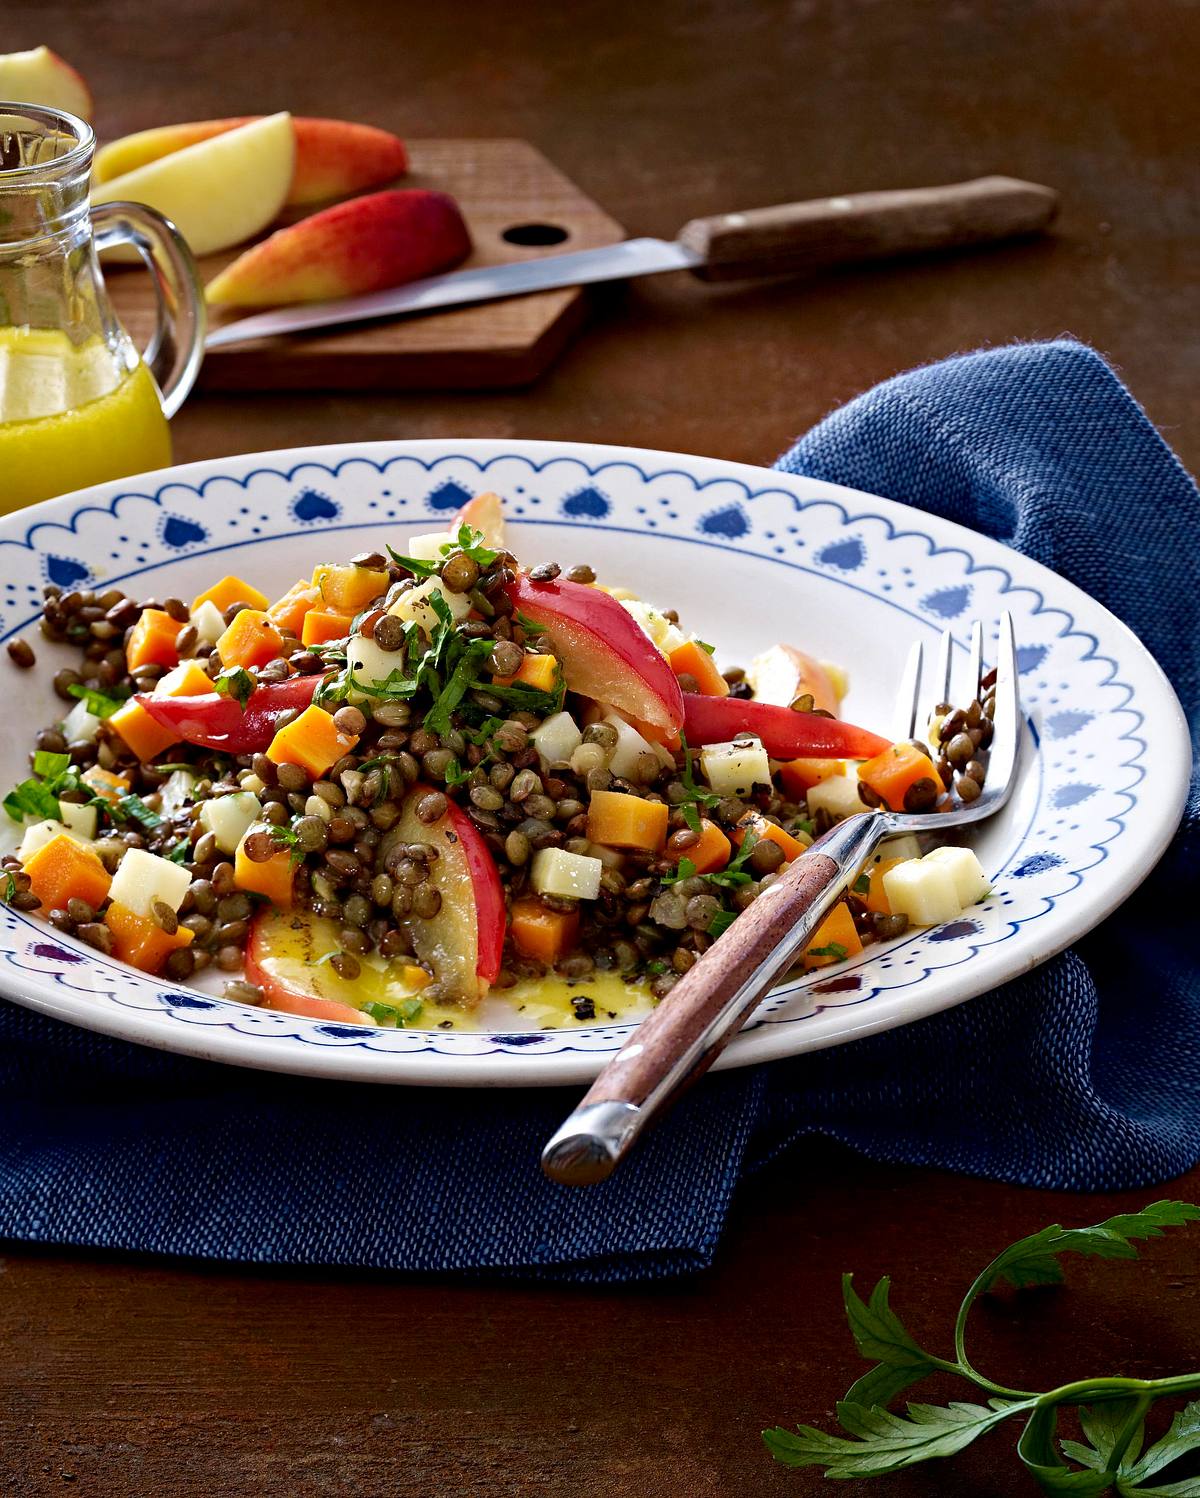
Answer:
xmin=0 ymin=100 xmax=94 ymax=181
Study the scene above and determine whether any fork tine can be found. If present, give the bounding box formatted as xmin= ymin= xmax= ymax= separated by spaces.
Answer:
xmin=983 ymin=611 xmax=1021 ymax=789
xmin=933 ymin=627 xmax=954 ymax=712
xmin=968 ymin=619 xmax=984 ymax=699
xmin=894 ymin=638 xmax=924 ymax=740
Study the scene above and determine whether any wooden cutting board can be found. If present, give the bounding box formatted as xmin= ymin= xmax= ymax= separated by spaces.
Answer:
xmin=106 ymin=139 xmax=625 ymax=392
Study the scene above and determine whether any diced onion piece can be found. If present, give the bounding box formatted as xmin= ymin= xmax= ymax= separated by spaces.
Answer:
xmin=61 ymin=698 xmax=101 ymax=745
xmin=59 ymin=802 xmax=98 ymax=840
xmin=405 ymin=531 xmax=454 ymax=562
xmin=881 ymin=858 xmax=961 ymax=927
xmin=199 ymin=790 xmax=262 ymax=855
xmin=108 ymin=846 xmax=192 ymax=918
xmin=923 ymin=845 xmax=990 ymax=906
xmin=191 ymin=598 xmax=227 ymax=645
xmin=530 ymin=710 xmax=583 ymax=767
xmin=530 ymin=847 xmax=603 ymax=901
xmin=806 ymin=770 xmax=869 ymax=821
xmin=700 ymin=737 xmax=772 ymax=797
xmin=603 ymin=712 xmax=660 ymax=781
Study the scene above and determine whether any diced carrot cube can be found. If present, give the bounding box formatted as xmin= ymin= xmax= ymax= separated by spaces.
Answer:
xmin=510 ymin=897 xmax=579 ymax=964
xmin=80 ymin=766 xmax=131 ymax=805
xmin=668 ymin=639 xmax=729 ymax=697
xmin=216 ymin=609 xmax=286 ymax=670
xmin=733 ymin=812 xmax=810 ymax=864
xmin=864 ymin=857 xmax=903 ymax=915
xmin=670 ymin=817 xmax=730 ymax=874
xmin=110 ymin=659 xmax=216 ymax=760
xmin=492 ymin=652 xmax=559 ymax=693
xmin=266 ymin=579 xmax=321 ymax=636
xmin=777 ymin=758 xmax=846 ymax=798
xmin=858 ymin=742 xmax=945 ymax=813
xmin=125 ymin=608 xmax=180 ymax=672
xmin=585 ymin=789 xmax=669 ymax=852
xmin=190 ymin=574 xmax=268 ymax=615
xmin=104 ymin=901 xmax=194 ymax=974
xmin=300 ymin=609 xmax=354 ymax=647
xmin=266 ymin=704 xmax=359 ymax=778
xmin=23 ymin=832 xmax=112 ymax=912
xmin=802 ymin=902 xmax=864 ymax=970
xmin=312 ymin=563 xmax=389 ymax=614
xmin=234 ymin=838 xmax=294 ymax=908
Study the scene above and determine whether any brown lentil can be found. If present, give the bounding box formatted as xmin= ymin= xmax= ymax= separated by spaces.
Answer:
xmin=151 ymin=899 xmax=179 ymax=935
xmin=6 ymin=639 xmax=35 ymax=668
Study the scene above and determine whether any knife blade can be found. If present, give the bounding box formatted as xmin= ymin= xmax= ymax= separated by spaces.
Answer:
xmin=204 ymin=176 xmax=1059 ymax=351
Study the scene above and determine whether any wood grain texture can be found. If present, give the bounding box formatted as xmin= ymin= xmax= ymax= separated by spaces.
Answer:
xmin=3 ymin=0 xmax=1199 ymax=1493
xmin=680 ymin=177 xmax=1060 ymax=281
xmin=582 ymin=854 xmax=840 ymax=1109
xmin=106 ymin=139 xmax=625 ymax=391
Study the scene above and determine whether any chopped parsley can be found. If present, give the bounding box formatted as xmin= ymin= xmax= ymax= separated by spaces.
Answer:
xmin=807 ymin=941 xmax=848 ymax=961
xmin=675 ymin=733 xmax=721 ymax=833
xmin=2 ymin=871 xmax=17 ymax=904
xmin=362 ymin=997 xmax=425 ymax=1027
xmin=4 ymin=776 xmax=62 ymax=824
xmin=66 ymin=682 xmax=130 ymax=718
xmin=852 ymin=873 xmax=871 ymax=896
xmin=166 ymin=840 xmax=191 ymax=865
xmin=116 ymin=794 xmax=163 ymax=830
xmin=708 ymin=909 xmax=737 ymax=939
xmin=213 ymin=666 xmax=256 ymax=708
xmin=33 ymin=750 xmax=71 ymax=780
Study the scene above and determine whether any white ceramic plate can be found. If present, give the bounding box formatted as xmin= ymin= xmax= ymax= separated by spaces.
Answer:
xmin=0 ymin=441 xmax=1188 ymax=1086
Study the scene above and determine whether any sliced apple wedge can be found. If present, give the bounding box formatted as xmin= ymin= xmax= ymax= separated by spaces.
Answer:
xmin=503 ymin=574 xmax=685 ymax=740
xmin=0 ymin=47 xmax=92 ymax=119
xmin=682 ymin=694 xmax=890 ymax=760
xmin=92 ymin=112 xmax=295 ymax=258
xmin=451 ymin=490 xmax=507 ymax=551
xmin=747 ymin=644 xmax=841 ymax=713
xmin=95 ymin=116 xmax=408 ymax=205
xmin=389 ymin=786 xmax=505 ymax=1005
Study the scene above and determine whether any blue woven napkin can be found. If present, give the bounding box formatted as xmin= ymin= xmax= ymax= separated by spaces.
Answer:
xmin=2 ymin=340 xmax=1196 ymax=1281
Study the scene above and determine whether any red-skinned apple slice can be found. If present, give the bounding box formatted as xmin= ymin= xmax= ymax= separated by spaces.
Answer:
xmin=683 ymin=694 xmax=890 ymax=760
xmin=451 ymin=490 xmax=507 ymax=550
xmin=390 ymin=786 xmax=505 ymax=1003
xmin=136 ymin=674 xmax=322 ymax=753
xmin=244 ymin=913 xmax=370 ymax=1024
xmin=502 ymin=575 xmax=685 ymax=739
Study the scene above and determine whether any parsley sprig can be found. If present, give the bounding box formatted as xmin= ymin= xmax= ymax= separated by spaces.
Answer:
xmin=674 ymin=733 xmax=721 ymax=835
xmin=386 ymin=523 xmax=500 ymax=579
xmin=764 ymin=1200 xmax=1200 ymax=1492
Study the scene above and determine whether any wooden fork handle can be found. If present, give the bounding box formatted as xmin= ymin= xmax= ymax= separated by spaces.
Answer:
xmin=678 ymin=176 xmax=1059 ymax=282
xmin=541 ymin=813 xmax=889 ymax=1185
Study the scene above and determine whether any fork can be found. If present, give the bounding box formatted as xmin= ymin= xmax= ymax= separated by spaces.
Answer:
xmin=541 ymin=614 xmax=1021 ymax=1186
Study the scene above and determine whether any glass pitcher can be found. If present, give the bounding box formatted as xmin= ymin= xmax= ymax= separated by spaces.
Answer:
xmin=0 ymin=102 xmax=205 ymax=510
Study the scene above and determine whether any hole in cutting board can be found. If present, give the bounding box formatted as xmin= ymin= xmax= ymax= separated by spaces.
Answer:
xmin=501 ymin=222 xmax=570 ymax=246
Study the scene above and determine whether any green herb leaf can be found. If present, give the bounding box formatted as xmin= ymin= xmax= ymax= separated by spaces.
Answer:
xmin=213 ymin=666 xmax=256 ymax=709
xmin=980 ymin=1202 xmax=1200 ymax=1295
xmin=33 ymin=750 xmax=71 ymax=780
xmin=1121 ymin=1401 xmax=1200 ymax=1486
xmin=363 ymin=997 xmax=425 ymax=1028
xmin=424 ymin=637 xmax=492 ymax=736
xmin=853 ymin=873 xmax=872 ymax=895
xmin=166 ymin=840 xmax=191 ymax=864
xmin=807 ymin=941 xmax=848 ymax=961
xmin=66 ymin=682 xmax=130 ymax=717
xmin=443 ymin=758 xmax=472 ymax=788
xmin=4 ymin=777 xmax=60 ymax=823
xmin=841 ymin=1275 xmax=945 ymax=1410
xmin=695 ymin=639 xmax=716 ymax=655
xmin=680 ymin=802 xmax=702 ymax=836
xmin=116 ymin=794 xmax=163 ymax=830
xmin=764 ymin=1397 xmax=1029 ymax=1479
xmin=442 ymin=523 xmax=499 ymax=568
xmin=385 ymin=544 xmax=439 ymax=578
xmin=707 ymin=909 xmax=737 ymax=939
xmin=2 ymin=871 xmax=17 ymax=903
xmin=1017 ymin=1403 xmax=1114 ymax=1495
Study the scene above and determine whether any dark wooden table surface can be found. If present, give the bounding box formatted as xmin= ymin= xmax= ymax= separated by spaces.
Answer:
xmin=4 ymin=3 xmax=1198 ymax=1493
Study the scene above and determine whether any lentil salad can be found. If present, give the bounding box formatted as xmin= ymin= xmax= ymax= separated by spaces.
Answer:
xmin=1 ymin=490 xmax=997 ymax=1030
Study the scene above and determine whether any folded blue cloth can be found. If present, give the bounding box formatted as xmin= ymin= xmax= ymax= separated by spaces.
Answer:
xmin=2 ymin=340 xmax=1196 ymax=1281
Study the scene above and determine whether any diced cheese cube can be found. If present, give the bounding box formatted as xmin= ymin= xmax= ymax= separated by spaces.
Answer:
xmin=199 ymin=790 xmax=261 ymax=855
xmin=923 ymin=845 xmax=990 ymax=906
xmin=530 ymin=847 xmax=603 ymax=901
xmin=604 ymin=713 xmax=661 ymax=781
xmin=807 ymin=771 xmax=869 ymax=821
xmin=345 ymin=631 xmax=406 ymax=702
xmin=388 ymin=576 xmax=471 ymax=632
xmin=701 ymin=738 xmax=772 ymax=797
xmin=108 ymin=846 xmax=192 ymax=918
xmin=191 ymin=598 xmax=227 ymax=645
xmin=59 ymin=802 xmax=97 ymax=840
xmin=404 ymin=530 xmax=454 ymax=562
xmin=874 ymin=833 xmax=923 ymax=864
xmin=19 ymin=819 xmax=90 ymax=862
xmin=881 ymin=858 xmax=961 ymax=927
xmin=530 ymin=711 xmax=583 ymax=767
xmin=61 ymin=698 xmax=101 ymax=745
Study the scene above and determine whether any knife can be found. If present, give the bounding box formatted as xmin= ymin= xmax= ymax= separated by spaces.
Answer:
xmin=204 ymin=175 xmax=1058 ymax=350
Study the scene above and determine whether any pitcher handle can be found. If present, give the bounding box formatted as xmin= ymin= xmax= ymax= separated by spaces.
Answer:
xmin=91 ymin=201 xmax=206 ymax=419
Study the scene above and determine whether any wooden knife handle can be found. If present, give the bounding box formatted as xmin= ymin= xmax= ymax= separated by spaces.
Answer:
xmin=678 ymin=175 xmax=1059 ymax=282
